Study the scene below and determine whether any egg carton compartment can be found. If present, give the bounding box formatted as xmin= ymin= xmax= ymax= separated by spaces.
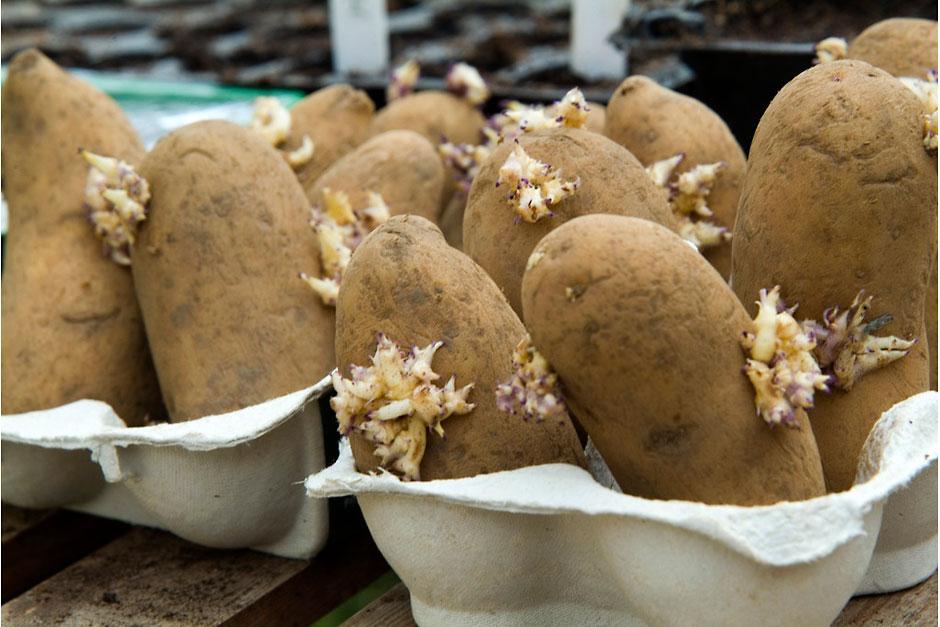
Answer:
xmin=306 ymin=391 xmax=937 ymax=625
xmin=0 ymin=376 xmax=332 ymax=559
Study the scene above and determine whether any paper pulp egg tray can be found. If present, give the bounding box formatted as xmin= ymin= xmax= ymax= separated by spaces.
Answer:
xmin=306 ymin=391 xmax=937 ymax=626
xmin=1 ymin=376 xmax=332 ymax=559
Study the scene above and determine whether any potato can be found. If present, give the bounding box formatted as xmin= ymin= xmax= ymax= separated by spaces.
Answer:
xmin=522 ymin=215 xmax=826 ymax=505
xmin=133 ymin=120 xmax=333 ymax=422
xmin=370 ymin=90 xmax=486 ymax=214
xmin=604 ymin=76 xmax=746 ymax=280
xmin=439 ymin=191 xmax=467 ymax=249
xmin=334 ymin=215 xmax=586 ymax=480
xmin=463 ymin=126 xmax=676 ymax=315
xmin=369 ymin=91 xmax=486 ymax=146
xmin=286 ymin=85 xmax=375 ymax=202
xmin=584 ymin=101 xmax=607 ymax=134
xmin=844 ymin=18 xmax=939 ymax=391
xmin=309 ymin=130 xmax=445 ymax=223
xmin=1 ymin=49 xmax=162 ymax=424
xmin=732 ymin=60 xmax=936 ymax=491
xmin=848 ymin=18 xmax=938 ymax=79
xmin=930 ymin=254 xmax=938 ymax=391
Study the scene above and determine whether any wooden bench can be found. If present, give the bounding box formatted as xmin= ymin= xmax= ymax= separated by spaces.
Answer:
xmin=1 ymin=500 xmax=389 ymax=626
xmin=3 ymin=500 xmax=936 ymax=625
xmin=344 ymin=572 xmax=939 ymax=626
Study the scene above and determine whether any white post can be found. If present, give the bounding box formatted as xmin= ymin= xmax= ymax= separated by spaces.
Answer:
xmin=570 ymin=0 xmax=631 ymax=80
xmin=328 ymin=0 xmax=389 ymax=76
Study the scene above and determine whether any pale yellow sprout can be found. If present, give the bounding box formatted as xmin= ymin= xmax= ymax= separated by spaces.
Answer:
xmin=497 ymin=143 xmax=580 ymax=223
xmin=248 ymin=97 xmax=314 ymax=168
xmin=814 ymin=37 xmax=847 ymax=64
xmin=741 ymin=287 xmax=831 ymax=428
xmin=301 ymin=188 xmax=390 ymax=306
xmin=332 ymin=334 xmax=475 ymax=480
xmin=82 ymin=151 xmax=150 ymax=266
xmin=446 ymin=62 xmax=490 ymax=106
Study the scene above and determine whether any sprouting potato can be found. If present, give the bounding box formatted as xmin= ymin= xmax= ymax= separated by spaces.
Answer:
xmin=848 ymin=18 xmax=938 ymax=79
xmin=604 ymin=76 xmax=746 ymax=279
xmin=1 ymin=49 xmax=162 ymax=424
xmin=333 ymin=215 xmax=586 ymax=481
xmin=732 ymin=60 xmax=936 ymax=491
xmin=522 ymin=214 xmax=826 ymax=505
xmin=463 ymin=126 xmax=676 ymax=315
xmin=133 ymin=120 xmax=334 ymax=421
xmin=309 ymin=130 xmax=445 ymax=223
xmin=286 ymin=85 xmax=376 ymax=203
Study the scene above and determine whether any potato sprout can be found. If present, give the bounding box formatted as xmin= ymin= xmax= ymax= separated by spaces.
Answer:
xmin=495 ymin=335 xmax=568 ymax=422
xmin=249 ymin=97 xmax=315 ymax=168
xmin=82 ymin=151 xmax=151 ymax=266
xmin=332 ymin=333 xmax=475 ymax=481
xmin=497 ymin=143 xmax=580 ymax=223
xmin=741 ymin=287 xmax=831 ymax=428
xmin=300 ymin=188 xmax=389 ymax=306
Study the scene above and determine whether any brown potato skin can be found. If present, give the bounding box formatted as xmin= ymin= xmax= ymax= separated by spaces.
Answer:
xmin=134 ymin=120 xmax=334 ymax=422
xmin=848 ymin=18 xmax=938 ymax=79
xmin=584 ymin=102 xmax=607 ymax=134
xmin=522 ymin=215 xmax=826 ymax=505
xmin=287 ymin=85 xmax=375 ymax=203
xmin=335 ymin=215 xmax=586 ymax=480
xmin=844 ymin=18 xmax=939 ymax=391
xmin=368 ymin=91 xmax=485 ymax=145
xmin=732 ymin=60 xmax=936 ymax=491
xmin=1 ymin=49 xmax=162 ymax=424
xmin=309 ymin=130 xmax=445 ymax=223
xmin=369 ymin=91 xmax=486 ymax=215
xmin=930 ymin=255 xmax=938 ymax=391
xmin=604 ymin=76 xmax=746 ymax=280
xmin=438 ymin=191 xmax=467 ymax=249
xmin=463 ymin=126 xmax=676 ymax=315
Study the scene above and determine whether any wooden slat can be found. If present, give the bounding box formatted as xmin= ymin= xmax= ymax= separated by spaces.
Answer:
xmin=343 ymin=583 xmax=415 ymax=627
xmin=221 ymin=503 xmax=389 ymax=627
xmin=833 ymin=571 xmax=938 ymax=626
xmin=345 ymin=572 xmax=939 ymax=626
xmin=2 ymin=498 xmax=388 ymax=626
xmin=1 ymin=506 xmax=129 ymax=603
xmin=1 ymin=505 xmax=51 ymax=543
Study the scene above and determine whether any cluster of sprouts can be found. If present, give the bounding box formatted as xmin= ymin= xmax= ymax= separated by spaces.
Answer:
xmin=814 ymin=37 xmax=847 ymax=64
xmin=446 ymin=62 xmax=490 ymax=106
xmin=332 ymin=334 xmax=475 ymax=481
xmin=249 ymin=97 xmax=314 ymax=168
xmin=300 ymin=188 xmax=389 ymax=306
xmin=741 ymin=287 xmax=916 ymax=428
xmin=385 ymin=59 xmax=490 ymax=107
xmin=803 ymin=291 xmax=916 ymax=391
xmin=496 ymin=143 xmax=580 ymax=223
xmin=82 ymin=151 xmax=151 ymax=266
xmin=490 ymin=87 xmax=589 ymax=141
xmin=387 ymin=59 xmax=420 ymax=102
xmin=900 ymin=71 xmax=938 ymax=153
xmin=645 ymin=153 xmax=730 ymax=250
xmin=495 ymin=336 xmax=568 ymax=422
xmin=741 ymin=287 xmax=831 ymax=428
xmin=438 ymin=128 xmax=499 ymax=193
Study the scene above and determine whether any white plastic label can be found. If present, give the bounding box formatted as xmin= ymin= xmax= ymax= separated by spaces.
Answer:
xmin=329 ymin=0 xmax=390 ymax=75
xmin=571 ymin=0 xmax=630 ymax=80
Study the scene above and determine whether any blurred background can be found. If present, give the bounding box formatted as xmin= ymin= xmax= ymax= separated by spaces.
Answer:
xmin=2 ymin=0 xmax=938 ymax=149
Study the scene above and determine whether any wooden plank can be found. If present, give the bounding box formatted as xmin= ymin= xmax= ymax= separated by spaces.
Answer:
xmin=221 ymin=504 xmax=389 ymax=627
xmin=1 ymin=506 xmax=129 ymax=603
xmin=345 ymin=572 xmax=939 ymax=626
xmin=343 ymin=582 xmax=415 ymax=627
xmin=2 ymin=499 xmax=388 ymax=626
xmin=1 ymin=505 xmax=51 ymax=543
xmin=834 ymin=571 xmax=938 ymax=626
